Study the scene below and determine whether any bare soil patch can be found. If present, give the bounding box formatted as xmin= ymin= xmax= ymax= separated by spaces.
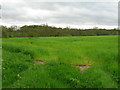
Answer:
xmin=73 ymin=64 xmax=91 ymax=71
xmin=35 ymin=60 xmax=45 ymax=64
xmin=76 ymin=65 xmax=90 ymax=71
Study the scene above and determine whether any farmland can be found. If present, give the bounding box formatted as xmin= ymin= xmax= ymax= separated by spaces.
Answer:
xmin=2 ymin=35 xmax=118 ymax=88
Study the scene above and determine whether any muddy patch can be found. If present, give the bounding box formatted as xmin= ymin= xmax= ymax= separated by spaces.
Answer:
xmin=73 ymin=64 xmax=91 ymax=71
xmin=34 ymin=60 xmax=45 ymax=64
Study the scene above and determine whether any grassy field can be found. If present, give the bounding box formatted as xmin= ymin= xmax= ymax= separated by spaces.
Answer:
xmin=2 ymin=36 xmax=118 ymax=88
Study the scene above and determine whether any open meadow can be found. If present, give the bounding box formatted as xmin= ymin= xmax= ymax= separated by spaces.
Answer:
xmin=2 ymin=35 xmax=118 ymax=88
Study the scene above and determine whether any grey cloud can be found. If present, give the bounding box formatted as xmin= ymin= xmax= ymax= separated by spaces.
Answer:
xmin=2 ymin=1 xmax=118 ymax=28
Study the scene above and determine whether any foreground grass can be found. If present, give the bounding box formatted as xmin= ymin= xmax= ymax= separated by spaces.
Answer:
xmin=2 ymin=36 xmax=118 ymax=88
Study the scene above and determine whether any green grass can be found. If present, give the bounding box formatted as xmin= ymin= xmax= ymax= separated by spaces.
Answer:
xmin=2 ymin=36 xmax=118 ymax=88
xmin=0 ymin=28 xmax=1 ymax=89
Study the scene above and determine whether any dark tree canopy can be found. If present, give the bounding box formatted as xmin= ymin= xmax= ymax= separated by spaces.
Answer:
xmin=1 ymin=25 xmax=118 ymax=38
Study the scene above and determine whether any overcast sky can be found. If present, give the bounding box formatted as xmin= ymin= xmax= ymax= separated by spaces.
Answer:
xmin=1 ymin=0 xmax=119 ymax=29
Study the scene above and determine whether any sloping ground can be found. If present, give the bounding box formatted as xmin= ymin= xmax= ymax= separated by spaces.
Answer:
xmin=2 ymin=36 xmax=118 ymax=88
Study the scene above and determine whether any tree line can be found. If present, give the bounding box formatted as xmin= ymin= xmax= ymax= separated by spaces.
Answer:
xmin=1 ymin=25 xmax=118 ymax=38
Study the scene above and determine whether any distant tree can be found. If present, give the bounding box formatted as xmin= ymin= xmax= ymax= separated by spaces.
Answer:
xmin=1 ymin=25 xmax=118 ymax=38
xmin=93 ymin=27 xmax=99 ymax=30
